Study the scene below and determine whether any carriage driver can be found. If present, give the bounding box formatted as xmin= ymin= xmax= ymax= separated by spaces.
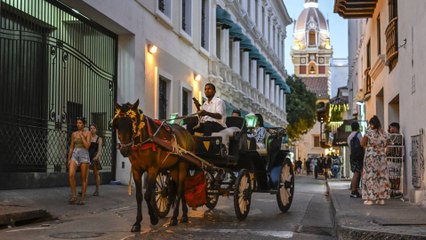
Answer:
xmin=196 ymin=83 xmax=227 ymax=136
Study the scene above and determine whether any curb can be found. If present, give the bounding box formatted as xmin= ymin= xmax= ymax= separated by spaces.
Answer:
xmin=0 ymin=206 xmax=50 ymax=227
xmin=327 ymin=181 xmax=426 ymax=240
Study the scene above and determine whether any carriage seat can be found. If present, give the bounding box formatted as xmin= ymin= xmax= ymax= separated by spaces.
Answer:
xmin=255 ymin=130 xmax=271 ymax=157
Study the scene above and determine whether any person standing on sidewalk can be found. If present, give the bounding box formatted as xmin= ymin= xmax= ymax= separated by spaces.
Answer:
xmin=347 ymin=122 xmax=364 ymax=198
xmin=89 ymin=123 xmax=103 ymax=197
xmin=361 ymin=116 xmax=391 ymax=205
xmin=68 ymin=117 xmax=91 ymax=205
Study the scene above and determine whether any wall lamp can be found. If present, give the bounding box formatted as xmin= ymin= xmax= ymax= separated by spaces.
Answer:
xmin=148 ymin=44 xmax=158 ymax=54
xmin=194 ymin=73 xmax=202 ymax=81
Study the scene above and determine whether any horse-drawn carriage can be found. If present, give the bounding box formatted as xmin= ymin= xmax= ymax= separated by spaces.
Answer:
xmin=112 ymin=100 xmax=294 ymax=231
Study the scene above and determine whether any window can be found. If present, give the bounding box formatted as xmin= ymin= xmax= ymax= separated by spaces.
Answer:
xmin=158 ymin=0 xmax=171 ymax=18
xmin=159 ymin=76 xmax=169 ymax=120
xmin=201 ymin=0 xmax=210 ymax=50
xmin=181 ymin=0 xmax=192 ymax=36
xmin=309 ymin=30 xmax=316 ymax=46
xmin=182 ymin=88 xmax=191 ymax=116
xmin=377 ymin=14 xmax=381 ymax=55
xmin=367 ymin=40 xmax=371 ymax=68
xmin=314 ymin=136 xmax=320 ymax=147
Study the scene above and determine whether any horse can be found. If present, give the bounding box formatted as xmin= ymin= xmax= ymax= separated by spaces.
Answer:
xmin=112 ymin=100 xmax=195 ymax=231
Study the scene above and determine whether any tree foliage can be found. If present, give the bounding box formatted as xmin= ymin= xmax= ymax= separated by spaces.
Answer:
xmin=286 ymin=75 xmax=317 ymax=141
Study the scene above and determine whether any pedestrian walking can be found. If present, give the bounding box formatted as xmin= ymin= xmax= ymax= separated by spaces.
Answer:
xmin=89 ymin=123 xmax=103 ymax=196
xmin=361 ymin=116 xmax=391 ymax=205
xmin=295 ymin=158 xmax=302 ymax=175
xmin=68 ymin=117 xmax=91 ymax=205
xmin=306 ymin=158 xmax=311 ymax=175
xmin=347 ymin=122 xmax=364 ymax=198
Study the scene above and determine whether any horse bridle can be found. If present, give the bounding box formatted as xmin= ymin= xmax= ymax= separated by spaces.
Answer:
xmin=113 ymin=108 xmax=146 ymax=149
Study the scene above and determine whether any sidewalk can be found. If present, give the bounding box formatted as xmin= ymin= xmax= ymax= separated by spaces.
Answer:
xmin=0 ymin=183 xmax=132 ymax=228
xmin=328 ymin=180 xmax=426 ymax=240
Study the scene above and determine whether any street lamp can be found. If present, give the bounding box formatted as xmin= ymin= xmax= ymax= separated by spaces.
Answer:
xmin=320 ymin=117 xmax=324 ymax=141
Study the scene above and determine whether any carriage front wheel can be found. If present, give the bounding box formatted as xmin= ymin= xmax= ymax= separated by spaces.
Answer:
xmin=205 ymin=172 xmax=219 ymax=210
xmin=277 ymin=158 xmax=294 ymax=213
xmin=233 ymin=169 xmax=252 ymax=220
xmin=152 ymin=172 xmax=172 ymax=218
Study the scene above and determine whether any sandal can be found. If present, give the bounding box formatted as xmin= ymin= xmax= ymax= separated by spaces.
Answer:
xmin=93 ymin=191 xmax=99 ymax=196
xmin=77 ymin=199 xmax=85 ymax=205
xmin=68 ymin=196 xmax=77 ymax=205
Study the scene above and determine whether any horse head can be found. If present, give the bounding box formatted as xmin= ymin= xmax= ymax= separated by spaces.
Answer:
xmin=112 ymin=99 xmax=145 ymax=157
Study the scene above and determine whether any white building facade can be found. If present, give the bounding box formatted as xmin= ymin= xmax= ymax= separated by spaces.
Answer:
xmin=335 ymin=0 xmax=426 ymax=203
xmin=60 ymin=0 xmax=292 ymax=184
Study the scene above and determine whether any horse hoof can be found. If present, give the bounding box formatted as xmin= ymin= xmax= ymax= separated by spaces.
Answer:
xmin=180 ymin=216 xmax=188 ymax=223
xmin=131 ymin=224 xmax=141 ymax=232
xmin=169 ymin=218 xmax=178 ymax=226
xmin=150 ymin=216 xmax=159 ymax=226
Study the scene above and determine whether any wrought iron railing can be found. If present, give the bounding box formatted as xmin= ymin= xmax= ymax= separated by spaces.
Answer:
xmin=0 ymin=0 xmax=117 ymax=173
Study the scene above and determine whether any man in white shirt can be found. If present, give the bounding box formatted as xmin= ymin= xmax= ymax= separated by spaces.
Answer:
xmin=196 ymin=83 xmax=227 ymax=136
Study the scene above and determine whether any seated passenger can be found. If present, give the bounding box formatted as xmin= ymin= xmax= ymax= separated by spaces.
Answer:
xmin=231 ymin=109 xmax=241 ymax=117
xmin=247 ymin=113 xmax=267 ymax=149
xmin=194 ymin=83 xmax=227 ymax=136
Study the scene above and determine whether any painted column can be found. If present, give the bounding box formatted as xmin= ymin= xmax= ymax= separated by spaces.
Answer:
xmin=269 ymin=17 xmax=274 ymax=48
xmin=242 ymin=50 xmax=250 ymax=82
xmin=257 ymin=67 xmax=264 ymax=95
xmin=242 ymin=0 xmax=248 ymax=13
xmin=275 ymin=85 xmax=280 ymax=108
xmin=264 ymin=11 xmax=269 ymax=43
xmin=270 ymin=79 xmax=275 ymax=104
xmin=249 ymin=0 xmax=256 ymax=23
xmin=265 ymin=73 xmax=270 ymax=99
xmin=257 ymin=1 xmax=263 ymax=32
xmin=232 ymin=40 xmax=241 ymax=75
xmin=279 ymin=89 xmax=284 ymax=110
xmin=250 ymin=59 xmax=257 ymax=88
xmin=220 ymin=28 xmax=230 ymax=66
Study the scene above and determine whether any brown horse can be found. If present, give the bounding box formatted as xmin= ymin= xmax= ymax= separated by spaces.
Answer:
xmin=112 ymin=100 xmax=195 ymax=231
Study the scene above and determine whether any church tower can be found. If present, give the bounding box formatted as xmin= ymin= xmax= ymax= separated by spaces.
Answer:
xmin=291 ymin=0 xmax=333 ymax=100
xmin=291 ymin=0 xmax=334 ymax=160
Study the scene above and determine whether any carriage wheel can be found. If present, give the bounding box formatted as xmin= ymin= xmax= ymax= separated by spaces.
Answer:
xmin=153 ymin=172 xmax=171 ymax=218
xmin=233 ymin=169 xmax=252 ymax=220
xmin=277 ymin=158 xmax=294 ymax=213
xmin=205 ymin=172 xmax=219 ymax=210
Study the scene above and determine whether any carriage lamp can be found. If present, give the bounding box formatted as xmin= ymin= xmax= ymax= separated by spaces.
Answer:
xmin=245 ymin=114 xmax=258 ymax=128
xmin=194 ymin=73 xmax=202 ymax=82
xmin=148 ymin=44 xmax=158 ymax=54
xmin=168 ymin=113 xmax=178 ymax=124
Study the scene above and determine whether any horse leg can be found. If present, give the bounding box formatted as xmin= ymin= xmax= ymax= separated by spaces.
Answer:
xmin=180 ymin=195 xmax=189 ymax=223
xmin=144 ymin=170 xmax=159 ymax=226
xmin=170 ymin=196 xmax=180 ymax=226
xmin=131 ymin=169 xmax=143 ymax=232
xmin=170 ymin=162 xmax=189 ymax=225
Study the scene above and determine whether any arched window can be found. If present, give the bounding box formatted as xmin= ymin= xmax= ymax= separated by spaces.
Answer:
xmin=309 ymin=30 xmax=316 ymax=46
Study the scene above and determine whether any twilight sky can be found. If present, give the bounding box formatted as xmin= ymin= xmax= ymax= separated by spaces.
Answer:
xmin=283 ymin=0 xmax=348 ymax=75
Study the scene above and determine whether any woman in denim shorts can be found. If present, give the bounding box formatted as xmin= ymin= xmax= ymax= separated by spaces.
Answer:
xmin=67 ymin=117 xmax=91 ymax=205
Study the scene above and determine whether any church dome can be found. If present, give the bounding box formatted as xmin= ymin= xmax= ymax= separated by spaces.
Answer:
xmin=293 ymin=0 xmax=330 ymax=50
xmin=295 ymin=0 xmax=328 ymax=33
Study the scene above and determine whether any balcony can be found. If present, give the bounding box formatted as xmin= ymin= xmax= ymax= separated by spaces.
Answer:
xmin=385 ymin=17 xmax=398 ymax=71
xmin=333 ymin=0 xmax=378 ymax=19
xmin=364 ymin=67 xmax=371 ymax=99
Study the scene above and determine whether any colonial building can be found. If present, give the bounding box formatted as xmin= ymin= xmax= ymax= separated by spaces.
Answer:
xmin=291 ymin=0 xmax=333 ymax=160
xmin=0 ymin=0 xmax=292 ymax=188
xmin=334 ymin=0 xmax=426 ymax=203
